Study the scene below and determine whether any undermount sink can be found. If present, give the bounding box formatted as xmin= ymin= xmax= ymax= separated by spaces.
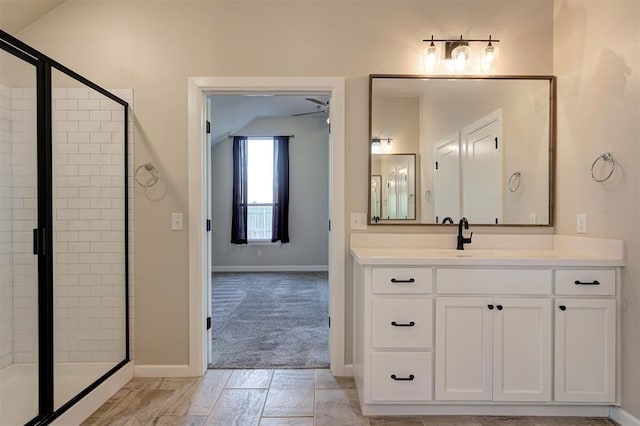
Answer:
xmin=433 ymin=249 xmax=496 ymax=258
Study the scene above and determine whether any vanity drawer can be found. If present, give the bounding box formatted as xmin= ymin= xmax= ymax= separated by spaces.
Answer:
xmin=371 ymin=351 xmax=432 ymax=402
xmin=372 ymin=297 xmax=433 ymax=349
xmin=555 ymin=269 xmax=615 ymax=296
xmin=436 ymin=269 xmax=552 ymax=295
xmin=372 ymin=267 xmax=433 ymax=294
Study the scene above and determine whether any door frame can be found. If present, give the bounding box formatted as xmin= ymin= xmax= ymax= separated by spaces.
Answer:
xmin=187 ymin=76 xmax=346 ymax=376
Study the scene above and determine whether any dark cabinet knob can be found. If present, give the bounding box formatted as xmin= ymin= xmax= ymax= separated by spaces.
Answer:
xmin=487 ymin=304 xmax=494 ymax=310
xmin=559 ymin=305 xmax=567 ymax=311
xmin=496 ymin=305 xmax=503 ymax=311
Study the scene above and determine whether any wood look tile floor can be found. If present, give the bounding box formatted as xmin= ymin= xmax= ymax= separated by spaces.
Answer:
xmin=83 ymin=369 xmax=619 ymax=426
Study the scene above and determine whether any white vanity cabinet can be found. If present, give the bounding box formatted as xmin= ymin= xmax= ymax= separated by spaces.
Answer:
xmin=435 ymin=296 xmax=552 ymax=402
xmin=352 ymin=244 xmax=622 ymax=417
xmin=554 ymin=269 xmax=617 ymax=403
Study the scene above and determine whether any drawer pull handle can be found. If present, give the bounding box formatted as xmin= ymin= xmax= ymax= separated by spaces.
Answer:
xmin=390 ymin=278 xmax=415 ymax=284
xmin=574 ymin=280 xmax=600 ymax=285
xmin=559 ymin=305 xmax=567 ymax=311
xmin=391 ymin=321 xmax=415 ymax=327
xmin=390 ymin=374 xmax=415 ymax=381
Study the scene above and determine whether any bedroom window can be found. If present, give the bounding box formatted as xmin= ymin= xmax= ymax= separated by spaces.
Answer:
xmin=247 ymin=137 xmax=274 ymax=241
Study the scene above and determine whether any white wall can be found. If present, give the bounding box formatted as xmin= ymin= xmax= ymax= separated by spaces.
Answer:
xmin=211 ymin=115 xmax=329 ymax=270
xmin=0 ymin=83 xmax=13 ymax=369
xmin=553 ymin=0 xmax=640 ymax=418
xmin=14 ymin=0 xmax=554 ymax=365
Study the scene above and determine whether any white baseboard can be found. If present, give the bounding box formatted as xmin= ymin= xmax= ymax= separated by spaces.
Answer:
xmin=342 ymin=364 xmax=353 ymax=377
xmin=212 ymin=265 xmax=329 ymax=272
xmin=134 ymin=364 xmax=195 ymax=377
xmin=52 ymin=362 xmax=133 ymax=426
xmin=610 ymin=407 xmax=640 ymax=426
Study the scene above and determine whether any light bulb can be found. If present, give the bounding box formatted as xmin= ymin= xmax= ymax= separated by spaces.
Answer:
xmin=371 ymin=138 xmax=382 ymax=154
xmin=451 ymin=45 xmax=469 ymax=72
xmin=423 ymin=43 xmax=439 ymax=72
xmin=384 ymin=139 xmax=392 ymax=153
xmin=483 ymin=44 xmax=496 ymax=71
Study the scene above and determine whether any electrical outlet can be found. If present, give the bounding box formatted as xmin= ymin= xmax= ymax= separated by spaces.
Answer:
xmin=576 ymin=214 xmax=587 ymax=234
xmin=350 ymin=213 xmax=367 ymax=230
xmin=171 ymin=213 xmax=183 ymax=230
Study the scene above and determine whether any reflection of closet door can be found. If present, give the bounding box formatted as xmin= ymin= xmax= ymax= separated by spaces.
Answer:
xmin=384 ymin=170 xmax=397 ymax=219
xmin=397 ymin=166 xmax=409 ymax=219
xmin=370 ymin=175 xmax=381 ymax=219
xmin=434 ymin=134 xmax=460 ymax=223
xmin=462 ymin=110 xmax=503 ymax=224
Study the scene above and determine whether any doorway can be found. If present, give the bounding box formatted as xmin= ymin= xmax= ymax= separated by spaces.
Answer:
xmin=207 ymin=94 xmax=330 ymax=368
xmin=187 ymin=77 xmax=346 ymax=377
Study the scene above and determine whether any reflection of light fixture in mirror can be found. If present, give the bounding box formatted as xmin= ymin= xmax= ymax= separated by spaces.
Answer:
xmin=371 ymin=138 xmax=382 ymax=154
xmin=384 ymin=138 xmax=392 ymax=152
xmin=423 ymin=35 xmax=500 ymax=73
xmin=423 ymin=36 xmax=439 ymax=72
xmin=482 ymin=35 xmax=497 ymax=71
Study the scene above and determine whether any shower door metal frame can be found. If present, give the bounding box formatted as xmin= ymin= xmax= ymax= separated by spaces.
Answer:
xmin=0 ymin=30 xmax=130 ymax=426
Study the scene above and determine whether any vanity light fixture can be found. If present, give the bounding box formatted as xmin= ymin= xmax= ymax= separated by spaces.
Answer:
xmin=371 ymin=137 xmax=393 ymax=154
xmin=422 ymin=35 xmax=500 ymax=73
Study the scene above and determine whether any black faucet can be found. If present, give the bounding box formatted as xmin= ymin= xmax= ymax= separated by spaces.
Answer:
xmin=457 ymin=217 xmax=473 ymax=250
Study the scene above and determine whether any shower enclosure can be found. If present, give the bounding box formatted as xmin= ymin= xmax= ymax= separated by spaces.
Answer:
xmin=0 ymin=31 xmax=130 ymax=425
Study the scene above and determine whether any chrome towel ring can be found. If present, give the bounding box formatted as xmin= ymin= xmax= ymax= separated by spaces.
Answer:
xmin=134 ymin=162 xmax=160 ymax=187
xmin=508 ymin=171 xmax=521 ymax=192
xmin=591 ymin=152 xmax=615 ymax=183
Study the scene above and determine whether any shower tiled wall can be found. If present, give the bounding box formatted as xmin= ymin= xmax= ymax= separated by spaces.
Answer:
xmin=0 ymin=84 xmax=133 ymax=369
xmin=0 ymin=84 xmax=13 ymax=369
xmin=52 ymin=87 xmax=133 ymax=363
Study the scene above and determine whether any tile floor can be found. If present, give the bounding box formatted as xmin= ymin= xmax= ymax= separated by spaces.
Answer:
xmin=82 ymin=369 xmax=619 ymax=426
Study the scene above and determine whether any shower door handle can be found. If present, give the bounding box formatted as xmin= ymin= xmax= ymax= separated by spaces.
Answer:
xmin=33 ymin=228 xmax=45 ymax=255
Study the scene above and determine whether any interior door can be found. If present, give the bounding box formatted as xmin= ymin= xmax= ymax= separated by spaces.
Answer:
xmin=205 ymin=101 xmax=213 ymax=365
xmin=462 ymin=110 xmax=503 ymax=224
xmin=434 ymin=133 xmax=460 ymax=223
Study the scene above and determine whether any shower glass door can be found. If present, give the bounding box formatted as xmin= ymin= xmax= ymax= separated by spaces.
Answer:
xmin=0 ymin=46 xmax=40 ymax=425
xmin=51 ymin=69 xmax=128 ymax=410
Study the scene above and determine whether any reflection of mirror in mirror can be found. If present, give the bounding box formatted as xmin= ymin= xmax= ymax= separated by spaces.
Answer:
xmin=369 ymin=75 xmax=554 ymax=226
xmin=370 ymin=154 xmax=416 ymax=221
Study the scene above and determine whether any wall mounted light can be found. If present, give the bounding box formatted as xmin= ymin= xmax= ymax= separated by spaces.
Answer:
xmin=372 ymin=137 xmax=393 ymax=154
xmin=422 ymin=35 xmax=500 ymax=73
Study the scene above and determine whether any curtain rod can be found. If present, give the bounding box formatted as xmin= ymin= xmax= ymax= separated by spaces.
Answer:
xmin=228 ymin=134 xmax=295 ymax=139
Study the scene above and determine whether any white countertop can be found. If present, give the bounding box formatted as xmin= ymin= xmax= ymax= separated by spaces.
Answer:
xmin=350 ymin=235 xmax=625 ymax=267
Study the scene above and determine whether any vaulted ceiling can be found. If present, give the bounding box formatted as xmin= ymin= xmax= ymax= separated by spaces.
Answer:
xmin=0 ymin=0 xmax=66 ymax=34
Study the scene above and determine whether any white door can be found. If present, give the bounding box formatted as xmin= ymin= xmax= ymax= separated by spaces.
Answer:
xmin=435 ymin=297 xmax=493 ymax=401
xmin=397 ymin=165 xmax=409 ymax=219
xmin=555 ymin=298 xmax=616 ymax=402
xmin=205 ymin=103 xmax=213 ymax=365
xmin=370 ymin=175 xmax=381 ymax=220
xmin=462 ymin=110 xmax=503 ymax=224
xmin=493 ymin=298 xmax=552 ymax=402
xmin=434 ymin=134 xmax=460 ymax=223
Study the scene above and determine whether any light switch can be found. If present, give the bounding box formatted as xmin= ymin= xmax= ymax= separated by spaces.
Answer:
xmin=171 ymin=213 xmax=183 ymax=230
xmin=576 ymin=214 xmax=587 ymax=234
xmin=350 ymin=213 xmax=367 ymax=230
xmin=529 ymin=214 xmax=537 ymax=224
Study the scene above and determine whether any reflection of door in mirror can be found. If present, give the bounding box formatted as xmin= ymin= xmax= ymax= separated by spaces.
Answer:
xmin=434 ymin=133 xmax=460 ymax=224
xmin=374 ymin=154 xmax=416 ymax=220
xmin=370 ymin=175 xmax=381 ymax=221
xmin=462 ymin=109 xmax=503 ymax=224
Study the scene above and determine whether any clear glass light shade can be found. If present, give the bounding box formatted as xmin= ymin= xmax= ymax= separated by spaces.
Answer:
xmin=451 ymin=45 xmax=469 ymax=72
xmin=423 ymin=44 xmax=439 ymax=72
xmin=482 ymin=44 xmax=497 ymax=71
xmin=371 ymin=139 xmax=382 ymax=154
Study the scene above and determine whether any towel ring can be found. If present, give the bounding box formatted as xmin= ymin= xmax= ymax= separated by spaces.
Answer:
xmin=508 ymin=171 xmax=521 ymax=192
xmin=135 ymin=162 xmax=160 ymax=188
xmin=591 ymin=152 xmax=615 ymax=183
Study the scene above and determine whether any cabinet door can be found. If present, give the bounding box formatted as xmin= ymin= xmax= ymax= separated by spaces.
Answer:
xmin=555 ymin=298 xmax=616 ymax=402
xmin=435 ymin=297 xmax=493 ymax=401
xmin=493 ymin=298 xmax=552 ymax=402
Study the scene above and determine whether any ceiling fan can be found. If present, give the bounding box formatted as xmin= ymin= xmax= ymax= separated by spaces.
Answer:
xmin=292 ymin=97 xmax=329 ymax=117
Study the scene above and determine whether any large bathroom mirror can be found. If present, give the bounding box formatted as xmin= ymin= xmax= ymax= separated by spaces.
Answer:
xmin=369 ymin=75 xmax=555 ymax=226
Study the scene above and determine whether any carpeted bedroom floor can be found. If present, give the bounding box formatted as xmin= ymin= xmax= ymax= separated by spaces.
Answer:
xmin=209 ymin=271 xmax=329 ymax=369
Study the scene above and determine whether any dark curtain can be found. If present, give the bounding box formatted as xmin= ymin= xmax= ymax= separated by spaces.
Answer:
xmin=272 ymin=136 xmax=290 ymax=243
xmin=231 ymin=136 xmax=248 ymax=244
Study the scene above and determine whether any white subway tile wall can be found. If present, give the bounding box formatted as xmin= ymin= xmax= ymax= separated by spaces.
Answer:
xmin=0 ymin=82 xmax=133 ymax=373
xmin=52 ymin=86 xmax=133 ymax=365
